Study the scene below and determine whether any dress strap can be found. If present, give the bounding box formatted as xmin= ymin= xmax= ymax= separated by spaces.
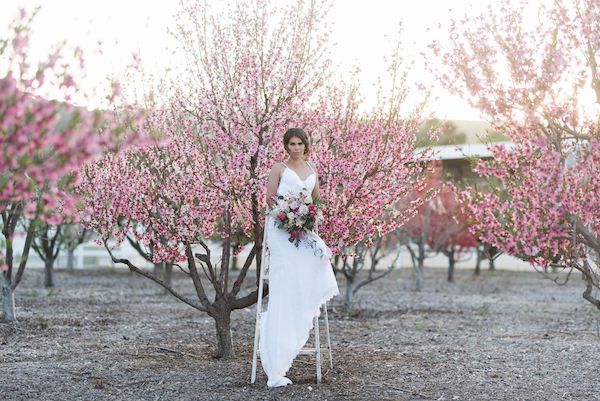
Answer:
xmin=281 ymin=161 xmax=288 ymax=168
xmin=306 ymin=161 xmax=316 ymax=174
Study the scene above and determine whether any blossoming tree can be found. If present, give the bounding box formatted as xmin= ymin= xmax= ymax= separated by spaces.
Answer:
xmin=79 ymin=0 xmax=333 ymax=359
xmin=432 ymin=0 xmax=600 ymax=307
xmin=401 ymin=163 xmax=443 ymax=290
xmin=0 ymin=9 xmax=133 ymax=321
xmin=307 ymin=61 xmax=435 ymax=308
xmin=426 ymin=184 xmax=478 ymax=282
xmin=80 ymin=0 xmax=436 ymax=354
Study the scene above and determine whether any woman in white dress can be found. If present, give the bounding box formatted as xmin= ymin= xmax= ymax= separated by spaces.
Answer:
xmin=259 ymin=128 xmax=340 ymax=388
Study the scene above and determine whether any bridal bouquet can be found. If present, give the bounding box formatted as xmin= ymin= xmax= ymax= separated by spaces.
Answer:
xmin=267 ymin=190 xmax=324 ymax=247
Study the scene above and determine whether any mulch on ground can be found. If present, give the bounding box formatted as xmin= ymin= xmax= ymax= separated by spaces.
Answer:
xmin=1 ymin=266 xmax=598 ymax=400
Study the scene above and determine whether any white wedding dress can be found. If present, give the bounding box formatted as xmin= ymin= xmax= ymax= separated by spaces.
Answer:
xmin=259 ymin=163 xmax=340 ymax=388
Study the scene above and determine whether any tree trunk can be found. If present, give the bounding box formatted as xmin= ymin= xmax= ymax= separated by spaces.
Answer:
xmin=153 ymin=262 xmax=162 ymax=276
xmin=447 ymin=249 xmax=455 ymax=282
xmin=344 ymin=278 xmax=355 ymax=311
xmin=67 ymin=249 xmax=75 ymax=270
xmin=2 ymin=283 xmax=16 ymax=322
xmin=332 ymin=254 xmax=341 ymax=277
xmin=44 ymin=258 xmax=54 ymax=288
xmin=413 ymin=260 xmax=424 ymax=292
xmin=417 ymin=237 xmax=426 ymax=272
xmin=415 ymin=238 xmax=425 ymax=291
xmin=232 ymin=242 xmax=239 ymax=271
xmin=475 ymin=246 xmax=482 ymax=276
xmin=489 ymin=257 xmax=496 ymax=271
xmin=485 ymin=244 xmax=497 ymax=271
xmin=213 ymin=310 xmax=234 ymax=359
xmin=163 ymin=263 xmax=173 ymax=295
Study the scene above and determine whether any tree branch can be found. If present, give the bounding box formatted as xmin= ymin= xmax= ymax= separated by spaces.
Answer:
xmin=185 ymin=243 xmax=213 ymax=311
xmin=12 ymin=220 xmax=36 ymax=290
xmin=229 ymin=243 xmax=257 ymax=297
xmin=104 ymin=241 xmax=208 ymax=312
xmin=229 ymin=288 xmax=260 ymax=310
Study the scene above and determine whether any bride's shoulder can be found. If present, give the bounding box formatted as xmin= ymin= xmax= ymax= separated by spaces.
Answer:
xmin=269 ymin=162 xmax=286 ymax=176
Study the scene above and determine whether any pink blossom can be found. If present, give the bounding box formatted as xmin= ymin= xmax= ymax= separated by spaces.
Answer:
xmin=432 ymin=0 xmax=600 ymax=301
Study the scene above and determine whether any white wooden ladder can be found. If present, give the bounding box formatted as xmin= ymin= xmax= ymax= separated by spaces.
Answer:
xmin=250 ymin=217 xmax=333 ymax=384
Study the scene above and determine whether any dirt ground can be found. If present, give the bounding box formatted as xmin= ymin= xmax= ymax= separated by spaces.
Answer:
xmin=1 ymin=265 xmax=599 ymax=401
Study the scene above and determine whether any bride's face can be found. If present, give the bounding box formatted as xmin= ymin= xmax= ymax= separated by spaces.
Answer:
xmin=286 ymin=136 xmax=305 ymax=157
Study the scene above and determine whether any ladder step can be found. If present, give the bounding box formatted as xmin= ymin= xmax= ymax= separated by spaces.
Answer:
xmin=298 ymin=347 xmax=331 ymax=354
xmin=256 ymin=346 xmax=331 ymax=354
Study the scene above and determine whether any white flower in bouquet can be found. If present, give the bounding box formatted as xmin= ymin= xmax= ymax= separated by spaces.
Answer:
xmin=275 ymin=198 xmax=288 ymax=211
xmin=298 ymin=204 xmax=309 ymax=216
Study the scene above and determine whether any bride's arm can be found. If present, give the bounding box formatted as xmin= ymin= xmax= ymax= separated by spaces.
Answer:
xmin=312 ymin=175 xmax=320 ymax=200
xmin=308 ymin=161 xmax=319 ymax=200
xmin=266 ymin=163 xmax=284 ymax=208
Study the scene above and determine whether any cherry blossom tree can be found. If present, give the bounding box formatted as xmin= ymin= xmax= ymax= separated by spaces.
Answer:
xmin=310 ymin=87 xmax=431 ymax=254
xmin=332 ymin=234 xmax=404 ymax=311
xmin=23 ymin=219 xmax=93 ymax=287
xmin=401 ymin=163 xmax=444 ymax=290
xmin=401 ymin=166 xmax=476 ymax=285
xmin=0 ymin=9 xmax=134 ymax=321
xmin=63 ymin=224 xmax=92 ymax=270
xmin=80 ymin=0 xmax=436 ymax=353
xmin=27 ymin=219 xmax=63 ymax=288
xmin=432 ymin=0 xmax=600 ymax=307
xmin=474 ymin=242 xmax=500 ymax=275
xmin=426 ymin=185 xmax=478 ymax=282
xmin=78 ymin=0 xmax=334 ymax=359
xmin=307 ymin=56 xmax=436 ymax=308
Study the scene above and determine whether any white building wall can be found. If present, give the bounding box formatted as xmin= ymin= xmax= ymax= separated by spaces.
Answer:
xmin=11 ymin=232 xmax=533 ymax=273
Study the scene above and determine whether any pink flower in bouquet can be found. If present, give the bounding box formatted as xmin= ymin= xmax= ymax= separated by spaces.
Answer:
xmin=277 ymin=212 xmax=286 ymax=222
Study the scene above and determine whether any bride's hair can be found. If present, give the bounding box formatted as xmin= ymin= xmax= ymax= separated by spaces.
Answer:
xmin=283 ymin=128 xmax=310 ymax=156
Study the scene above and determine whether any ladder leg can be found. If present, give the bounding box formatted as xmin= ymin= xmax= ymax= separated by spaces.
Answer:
xmin=323 ymin=302 xmax=333 ymax=369
xmin=314 ymin=220 xmax=323 ymax=383
xmin=251 ymin=219 xmax=269 ymax=384
xmin=251 ymin=273 xmax=264 ymax=383
xmin=314 ymin=313 xmax=322 ymax=383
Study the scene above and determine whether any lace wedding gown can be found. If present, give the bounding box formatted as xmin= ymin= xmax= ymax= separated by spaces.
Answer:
xmin=259 ymin=163 xmax=340 ymax=388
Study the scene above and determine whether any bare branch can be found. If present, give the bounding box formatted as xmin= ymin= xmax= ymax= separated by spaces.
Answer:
xmin=103 ymin=241 xmax=207 ymax=312
xmin=229 ymin=288 xmax=260 ymax=310
xmin=229 ymin=243 xmax=258 ymax=298
xmin=184 ymin=243 xmax=213 ymax=310
xmin=12 ymin=219 xmax=36 ymax=290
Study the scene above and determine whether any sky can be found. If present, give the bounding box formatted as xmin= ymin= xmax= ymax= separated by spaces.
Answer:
xmin=0 ymin=0 xmax=500 ymax=120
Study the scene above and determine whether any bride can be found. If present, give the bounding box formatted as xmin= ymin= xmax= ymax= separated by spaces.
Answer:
xmin=259 ymin=128 xmax=340 ymax=388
